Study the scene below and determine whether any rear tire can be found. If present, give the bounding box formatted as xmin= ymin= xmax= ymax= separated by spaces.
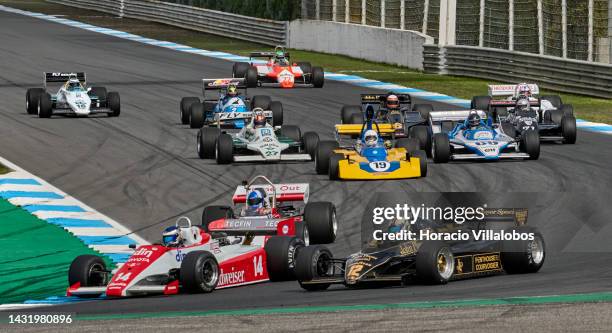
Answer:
xmin=26 ymin=88 xmax=44 ymax=114
xmin=197 ymin=127 xmax=220 ymax=159
xmin=215 ymin=134 xmax=233 ymax=164
xmin=270 ymin=101 xmax=283 ymax=126
xmin=190 ymin=102 xmax=205 ymax=128
xmin=501 ymin=122 xmax=516 ymax=139
xmin=412 ymin=150 xmax=428 ymax=177
xmin=89 ymin=87 xmax=107 ymax=102
xmin=180 ymin=97 xmax=199 ymax=125
xmin=68 ymin=255 xmax=107 ymax=298
xmin=541 ymin=95 xmax=562 ymax=109
xmin=302 ymin=132 xmax=319 ymax=159
xmin=560 ymin=104 xmax=574 ymax=117
xmin=432 ymin=133 xmax=450 ymax=163
xmin=107 ymin=92 xmax=120 ymax=117
xmin=304 ymin=202 xmax=337 ymax=244
xmin=232 ymin=62 xmax=249 ymax=78
xmin=471 ymin=96 xmax=491 ymax=110
xmin=350 ymin=112 xmax=364 ymax=124
xmin=561 ymin=116 xmax=577 ymax=144
xmin=297 ymin=62 xmax=312 ymax=79
xmin=341 ymin=105 xmax=361 ymax=124
xmin=246 ymin=67 xmax=258 ymax=88
xmin=38 ymin=93 xmax=53 ymax=118
xmin=295 ymin=245 xmax=333 ymax=291
xmin=311 ymin=67 xmax=324 ymax=88
xmin=315 ymin=141 xmax=339 ymax=175
xmin=265 ymin=236 xmax=305 ymax=281
xmin=409 ymin=125 xmax=431 ymax=156
xmin=180 ymin=251 xmax=219 ymax=293
xmin=251 ymin=95 xmax=271 ymax=110
xmin=201 ymin=205 xmax=232 ymax=231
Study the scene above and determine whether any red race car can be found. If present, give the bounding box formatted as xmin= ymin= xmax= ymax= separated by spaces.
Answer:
xmin=233 ymin=46 xmax=324 ymax=89
xmin=66 ymin=176 xmax=337 ymax=298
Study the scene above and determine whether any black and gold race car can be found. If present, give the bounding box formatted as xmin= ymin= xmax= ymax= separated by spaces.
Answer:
xmin=295 ymin=208 xmax=545 ymax=290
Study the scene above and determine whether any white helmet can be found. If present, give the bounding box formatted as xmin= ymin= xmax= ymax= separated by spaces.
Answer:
xmin=516 ymin=98 xmax=530 ymax=112
xmin=364 ymin=130 xmax=378 ymax=147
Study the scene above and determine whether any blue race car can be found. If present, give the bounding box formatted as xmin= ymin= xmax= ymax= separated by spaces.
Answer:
xmin=430 ymin=110 xmax=540 ymax=163
xmin=180 ymin=78 xmax=283 ymax=129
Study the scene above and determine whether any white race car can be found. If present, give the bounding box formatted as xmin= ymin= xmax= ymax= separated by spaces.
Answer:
xmin=26 ymin=72 xmax=120 ymax=118
xmin=197 ymin=109 xmax=320 ymax=164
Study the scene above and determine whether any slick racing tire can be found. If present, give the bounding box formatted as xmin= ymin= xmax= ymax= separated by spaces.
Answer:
xmin=295 ymin=222 xmax=310 ymax=246
xmin=295 ymin=245 xmax=333 ymax=291
xmin=501 ymin=226 xmax=545 ymax=274
xmin=38 ymin=93 xmax=53 ymax=118
xmin=471 ymin=96 xmax=491 ymax=111
xmin=412 ymin=104 xmax=433 ymax=120
xmin=416 ymin=241 xmax=455 ymax=285
xmin=560 ymin=104 xmax=574 ymax=117
xmin=197 ymin=127 xmax=219 ymax=159
xmin=501 ymin=122 xmax=517 ymax=139
xmin=280 ymin=125 xmax=301 ymax=153
xmin=350 ymin=112 xmax=364 ymax=125
xmin=265 ymin=236 xmax=305 ymax=281
xmin=561 ymin=115 xmax=577 ymax=144
xmin=107 ymin=92 xmax=120 ymax=117
xmin=180 ymin=97 xmax=200 ymax=125
xmin=296 ymin=62 xmax=312 ymax=81
xmin=522 ymin=130 xmax=540 ymax=160
xmin=341 ymin=105 xmax=361 ymax=124
xmin=301 ymin=131 xmax=320 ymax=160
xmin=432 ymin=133 xmax=450 ymax=163
xmin=232 ymin=62 xmax=250 ymax=78
xmin=315 ymin=140 xmax=339 ymax=175
xmin=270 ymin=101 xmax=284 ymax=126
xmin=26 ymin=88 xmax=44 ymax=114
xmin=89 ymin=87 xmax=107 ymax=103
xmin=246 ymin=67 xmax=258 ymax=88
xmin=68 ymin=255 xmax=107 ymax=298
xmin=409 ymin=125 xmax=431 ymax=157
xmin=541 ymin=95 xmax=562 ymax=109
xmin=304 ymin=202 xmax=337 ymax=244
xmin=328 ymin=153 xmax=343 ymax=181
xmin=251 ymin=95 xmax=271 ymax=110
xmin=215 ymin=133 xmax=233 ymax=164
xmin=395 ymin=138 xmax=420 ymax=154
xmin=311 ymin=67 xmax=324 ymax=88
xmin=201 ymin=205 xmax=232 ymax=232
xmin=190 ymin=102 xmax=205 ymax=128
xmin=548 ymin=109 xmax=564 ymax=125
xmin=180 ymin=251 xmax=219 ymax=293
xmin=412 ymin=149 xmax=428 ymax=177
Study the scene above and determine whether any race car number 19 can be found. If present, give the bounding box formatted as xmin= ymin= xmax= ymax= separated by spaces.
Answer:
xmin=369 ymin=161 xmax=390 ymax=172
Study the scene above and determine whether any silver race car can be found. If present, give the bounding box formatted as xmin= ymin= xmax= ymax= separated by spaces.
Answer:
xmin=197 ymin=109 xmax=319 ymax=164
xmin=26 ymin=72 xmax=120 ymax=118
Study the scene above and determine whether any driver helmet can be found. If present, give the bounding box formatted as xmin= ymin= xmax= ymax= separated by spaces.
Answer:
xmin=247 ymin=188 xmax=266 ymax=211
xmin=516 ymin=83 xmax=532 ymax=98
xmin=67 ymin=78 xmax=80 ymax=91
xmin=467 ymin=112 xmax=481 ymax=128
xmin=226 ymin=83 xmax=238 ymax=97
xmin=162 ymin=226 xmax=181 ymax=247
xmin=386 ymin=94 xmax=400 ymax=110
xmin=253 ymin=110 xmax=266 ymax=128
xmin=516 ymin=98 xmax=530 ymax=112
xmin=364 ymin=129 xmax=378 ymax=147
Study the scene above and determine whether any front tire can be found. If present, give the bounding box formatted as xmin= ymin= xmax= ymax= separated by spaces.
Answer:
xmin=180 ymin=97 xmax=199 ymax=125
xmin=265 ymin=236 xmax=305 ymax=281
xmin=68 ymin=255 xmax=108 ymax=298
xmin=26 ymin=88 xmax=44 ymax=114
xmin=416 ymin=241 xmax=454 ymax=285
xmin=295 ymin=245 xmax=333 ymax=291
xmin=412 ymin=150 xmax=428 ymax=177
xmin=180 ymin=251 xmax=219 ymax=293
xmin=302 ymin=131 xmax=319 ymax=159
xmin=409 ymin=125 xmax=431 ymax=156
xmin=304 ymin=202 xmax=337 ymax=244
xmin=38 ymin=93 xmax=53 ymax=118
xmin=251 ymin=95 xmax=271 ymax=110
xmin=190 ymin=102 xmax=205 ymax=128
xmin=197 ymin=127 xmax=219 ymax=159
xmin=328 ymin=153 xmax=343 ymax=181
xmin=270 ymin=101 xmax=283 ymax=126
xmin=315 ymin=141 xmax=339 ymax=175
xmin=561 ymin=116 xmax=577 ymax=144
xmin=311 ymin=67 xmax=324 ymax=88
xmin=432 ymin=133 xmax=450 ymax=163
xmin=107 ymin=92 xmax=120 ymax=117
xmin=501 ymin=226 xmax=545 ymax=274
xmin=215 ymin=133 xmax=233 ymax=164
xmin=522 ymin=130 xmax=540 ymax=160
xmin=412 ymin=104 xmax=433 ymax=120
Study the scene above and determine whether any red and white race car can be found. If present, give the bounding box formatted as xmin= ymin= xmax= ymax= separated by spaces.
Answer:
xmin=232 ymin=46 xmax=324 ymax=89
xmin=66 ymin=176 xmax=337 ymax=298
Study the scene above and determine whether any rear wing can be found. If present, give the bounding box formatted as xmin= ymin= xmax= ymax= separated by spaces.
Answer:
xmin=202 ymin=78 xmax=246 ymax=90
xmin=360 ymin=94 xmax=411 ymax=104
xmin=335 ymin=123 xmax=396 ymax=136
xmin=488 ymin=84 xmax=539 ymax=97
xmin=489 ymin=99 xmax=540 ymax=108
xmin=214 ymin=110 xmax=273 ymax=126
xmin=232 ymin=183 xmax=309 ymax=205
xmin=429 ymin=110 xmax=488 ymax=123
xmin=249 ymin=52 xmax=290 ymax=59
xmin=44 ymin=72 xmax=86 ymax=88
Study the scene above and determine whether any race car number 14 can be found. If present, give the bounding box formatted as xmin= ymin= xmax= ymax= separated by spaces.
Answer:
xmin=369 ymin=161 xmax=390 ymax=172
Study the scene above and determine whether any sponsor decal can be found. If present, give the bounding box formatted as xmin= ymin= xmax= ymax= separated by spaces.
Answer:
xmin=175 ymin=249 xmax=187 ymax=262
xmin=218 ymin=268 xmax=245 ymax=286
xmin=474 ymin=253 xmax=501 ymax=272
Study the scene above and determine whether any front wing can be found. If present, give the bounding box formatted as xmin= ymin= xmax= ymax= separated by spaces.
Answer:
xmin=337 ymin=157 xmax=423 ymax=180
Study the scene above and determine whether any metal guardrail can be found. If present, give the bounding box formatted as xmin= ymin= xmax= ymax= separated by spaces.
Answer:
xmin=48 ymin=0 xmax=287 ymax=46
xmin=424 ymin=44 xmax=612 ymax=99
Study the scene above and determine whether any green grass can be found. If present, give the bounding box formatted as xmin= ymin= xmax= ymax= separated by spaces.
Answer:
xmin=4 ymin=0 xmax=612 ymax=123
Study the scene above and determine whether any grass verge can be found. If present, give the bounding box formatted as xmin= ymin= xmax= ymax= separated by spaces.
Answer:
xmin=3 ymin=0 xmax=611 ymax=123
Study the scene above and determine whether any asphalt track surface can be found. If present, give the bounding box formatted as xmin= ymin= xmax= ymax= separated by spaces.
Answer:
xmin=1 ymin=10 xmax=612 ymax=315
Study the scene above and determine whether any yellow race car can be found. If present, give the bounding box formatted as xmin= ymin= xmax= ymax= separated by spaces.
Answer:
xmin=314 ymin=122 xmax=427 ymax=180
